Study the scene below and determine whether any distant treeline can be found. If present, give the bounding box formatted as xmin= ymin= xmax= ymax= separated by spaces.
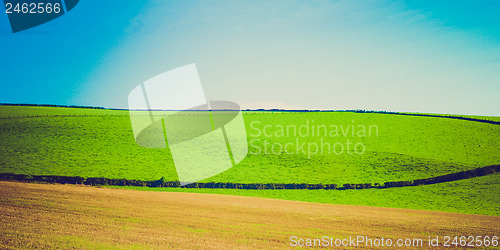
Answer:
xmin=0 ymin=114 xmax=127 ymax=120
xmin=1 ymin=165 xmax=498 ymax=190
xmin=349 ymin=110 xmax=500 ymax=125
xmin=0 ymin=103 xmax=108 ymax=110
xmin=3 ymin=111 xmax=499 ymax=126
xmin=246 ymin=110 xmax=500 ymax=125
xmin=2 ymin=103 xmax=498 ymax=124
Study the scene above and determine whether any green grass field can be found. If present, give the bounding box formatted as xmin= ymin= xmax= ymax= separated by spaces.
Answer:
xmin=0 ymin=105 xmax=499 ymax=215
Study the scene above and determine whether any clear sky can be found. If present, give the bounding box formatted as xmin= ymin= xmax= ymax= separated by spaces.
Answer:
xmin=1 ymin=0 xmax=499 ymax=115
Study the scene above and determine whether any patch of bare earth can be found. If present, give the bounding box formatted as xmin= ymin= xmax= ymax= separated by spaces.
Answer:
xmin=0 ymin=181 xmax=498 ymax=249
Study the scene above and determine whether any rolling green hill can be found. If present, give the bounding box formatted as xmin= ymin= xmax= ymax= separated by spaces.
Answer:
xmin=1 ymin=106 xmax=498 ymax=184
xmin=0 ymin=105 xmax=499 ymax=215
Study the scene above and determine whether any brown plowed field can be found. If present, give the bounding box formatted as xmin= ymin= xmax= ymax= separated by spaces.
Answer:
xmin=0 ymin=181 xmax=498 ymax=249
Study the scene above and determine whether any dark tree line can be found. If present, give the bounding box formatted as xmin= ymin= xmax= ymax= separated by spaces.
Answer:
xmin=2 ymin=103 xmax=499 ymax=125
xmin=0 ymin=103 xmax=107 ymax=110
xmin=1 ymin=165 xmax=498 ymax=190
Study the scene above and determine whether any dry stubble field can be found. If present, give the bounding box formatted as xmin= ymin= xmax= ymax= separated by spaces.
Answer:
xmin=0 ymin=181 xmax=498 ymax=249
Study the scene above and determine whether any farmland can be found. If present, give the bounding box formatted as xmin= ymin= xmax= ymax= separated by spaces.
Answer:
xmin=1 ymin=181 xmax=499 ymax=249
xmin=0 ymin=105 xmax=499 ymax=215
xmin=115 ymin=172 xmax=500 ymax=216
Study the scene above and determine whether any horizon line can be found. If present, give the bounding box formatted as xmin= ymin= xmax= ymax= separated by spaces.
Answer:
xmin=1 ymin=103 xmax=499 ymax=117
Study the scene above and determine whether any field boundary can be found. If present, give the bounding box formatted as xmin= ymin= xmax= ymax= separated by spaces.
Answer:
xmin=359 ymin=110 xmax=500 ymax=125
xmin=1 ymin=103 xmax=499 ymax=124
xmin=0 ymin=164 xmax=498 ymax=190
xmin=2 ymin=112 xmax=499 ymax=126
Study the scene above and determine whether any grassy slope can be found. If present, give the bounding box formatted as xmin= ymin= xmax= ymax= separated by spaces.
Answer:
xmin=208 ymin=112 xmax=499 ymax=184
xmin=1 ymin=106 xmax=499 ymax=184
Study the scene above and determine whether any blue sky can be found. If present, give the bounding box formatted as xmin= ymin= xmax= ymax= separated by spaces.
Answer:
xmin=0 ymin=0 xmax=499 ymax=115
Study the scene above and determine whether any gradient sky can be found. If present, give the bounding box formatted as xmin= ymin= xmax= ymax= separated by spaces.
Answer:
xmin=1 ymin=0 xmax=499 ymax=115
